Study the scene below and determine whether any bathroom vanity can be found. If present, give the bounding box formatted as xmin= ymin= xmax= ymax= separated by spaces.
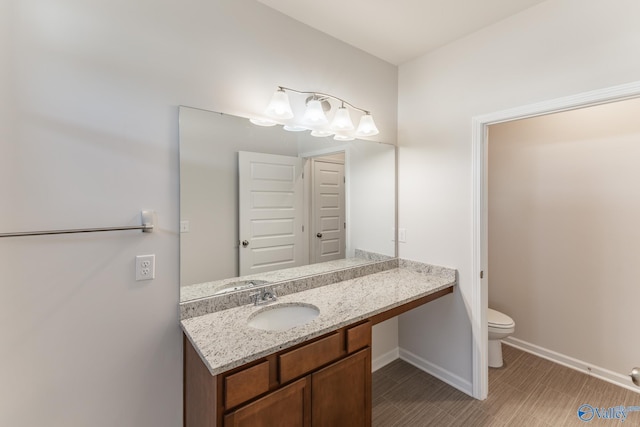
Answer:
xmin=181 ymin=261 xmax=456 ymax=426
xmin=178 ymin=105 xmax=456 ymax=426
xmin=184 ymin=320 xmax=373 ymax=427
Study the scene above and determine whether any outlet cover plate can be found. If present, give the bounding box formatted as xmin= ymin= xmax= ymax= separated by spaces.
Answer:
xmin=136 ymin=254 xmax=155 ymax=281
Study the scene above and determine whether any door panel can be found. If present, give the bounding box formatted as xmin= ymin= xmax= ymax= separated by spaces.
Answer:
xmin=311 ymin=349 xmax=370 ymax=427
xmin=224 ymin=378 xmax=310 ymax=427
xmin=312 ymin=160 xmax=345 ymax=264
xmin=239 ymin=152 xmax=304 ymax=276
xmin=319 ymin=239 xmax=340 ymax=256
xmin=250 ymin=245 xmax=295 ymax=268
xmin=251 ymin=218 xmax=296 ymax=239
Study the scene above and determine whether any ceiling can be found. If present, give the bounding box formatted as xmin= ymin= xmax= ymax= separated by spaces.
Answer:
xmin=257 ymin=0 xmax=547 ymax=65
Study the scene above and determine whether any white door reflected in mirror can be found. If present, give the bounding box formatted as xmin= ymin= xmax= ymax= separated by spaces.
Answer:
xmin=239 ymin=151 xmax=305 ymax=276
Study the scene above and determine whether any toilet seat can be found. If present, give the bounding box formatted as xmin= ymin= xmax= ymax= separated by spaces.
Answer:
xmin=488 ymin=308 xmax=515 ymax=329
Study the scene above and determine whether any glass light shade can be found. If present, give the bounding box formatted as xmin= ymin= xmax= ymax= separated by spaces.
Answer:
xmin=355 ymin=113 xmax=379 ymax=137
xmin=330 ymin=106 xmax=354 ymax=131
xmin=333 ymin=134 xmax=354 ymax=141
xmin=310 ymin=129 xmax=333 ymax=137
xmin=249 ymin=117 xmax=278 ymax=127
xmin=283 ymin=125 xmax=307 ymax=132
xmin=265 ymin=89 xmax=294 ymax=119
xmin=302 ymin=100 xmax=328 ymax=125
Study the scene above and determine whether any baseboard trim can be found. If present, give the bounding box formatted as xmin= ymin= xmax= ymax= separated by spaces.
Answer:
xmin=503 ymin=337 xmax=639 ymax=394
xmin=372 ymin=347 xmax=400 ymax=372
xmin=399 ymin=348 xmax=473 ymax=396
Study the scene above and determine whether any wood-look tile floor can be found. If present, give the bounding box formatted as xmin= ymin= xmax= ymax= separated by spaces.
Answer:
xmin=373 ymin=345 xmax=640 ymax=426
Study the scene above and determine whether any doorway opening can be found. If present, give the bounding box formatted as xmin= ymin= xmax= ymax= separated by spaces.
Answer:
xmin=471 ymin=81 xmax=640 ymax=399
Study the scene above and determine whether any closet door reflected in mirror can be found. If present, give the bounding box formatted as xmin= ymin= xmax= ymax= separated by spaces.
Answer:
xmin=311 ymin=157 xmax=345 ymax=264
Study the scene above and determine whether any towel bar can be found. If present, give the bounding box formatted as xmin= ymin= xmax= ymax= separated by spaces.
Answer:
xmin=0 ymin=210 xmax=155 ymax=238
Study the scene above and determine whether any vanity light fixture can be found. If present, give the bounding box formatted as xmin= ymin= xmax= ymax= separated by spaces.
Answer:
xmin=283 ymin=124 xmax=307 ymax=132
xmin=333 ymin=133 xmax=355 ymax=141
xmin=251 ymin=86 xmax=380 ymax=140
xmin=310 ymin=129 xmax=334 ymax=138
xmin=264 ymin=87 xmax=294 ymax=119
xmin=249 ymin=117 xmax=278 ymax=127
xmin=355 ymin=113 xmax=379 ymax=137
xmin=302 ymin=98 xmax=329 ymax=126
xmin=331 ymin=103 xmax=355 ymax=131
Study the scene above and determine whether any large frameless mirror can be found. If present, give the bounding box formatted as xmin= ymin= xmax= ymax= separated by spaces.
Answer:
xmin=179 ymin=106 xmax=396 ymax=302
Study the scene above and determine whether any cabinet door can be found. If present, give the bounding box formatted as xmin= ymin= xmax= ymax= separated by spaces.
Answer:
xmin=311 ymin=349 xmax=371 ymax=427
xmin=224 ymin=377 xmax=310 ymax=427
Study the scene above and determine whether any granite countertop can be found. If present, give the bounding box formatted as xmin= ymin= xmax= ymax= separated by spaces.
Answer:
xmin=181 ymin=263 xmax=456 ymax=376
xmin=180 ymin=256 xmax=376 ymax=302
xmin=180 ymin=249 xmax=393 ymax=303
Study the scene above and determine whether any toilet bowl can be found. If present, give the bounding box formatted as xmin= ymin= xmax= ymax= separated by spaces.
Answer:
xmin=488 ymin=308 xmax=515 ymax=368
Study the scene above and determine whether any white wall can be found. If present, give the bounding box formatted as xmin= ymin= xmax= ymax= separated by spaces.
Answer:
xmin=488 ymin=97 xmax=640 ymax=379
xmin=349 ymin=140 xmax=396 ymax=258
xmin=0 ymin=1 xmax=397 ymax=426
xmin=372 ymin=318 xmax=399 ymax=370
xmin=397 ymin=0 xmax=640 ymax=393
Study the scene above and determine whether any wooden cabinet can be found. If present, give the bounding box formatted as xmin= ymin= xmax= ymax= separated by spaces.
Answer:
xmin=224 ymin=378 xmax=311 ymax=427
xmin=311 ymin=349 xmax=370 ymax=427
xmin=184 ymin=321 xmax=372 ymax=427
xmin=279 ymin=332 xmax=343 ymax=384
xmin=224 ymin=360 xmax=270 ymax=409
xmin=223 ymin=350 xmax=370 ymax=427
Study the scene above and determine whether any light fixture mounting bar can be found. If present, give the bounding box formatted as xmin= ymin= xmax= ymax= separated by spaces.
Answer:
xmin=277 ymin=86 xmax=370 ymax=114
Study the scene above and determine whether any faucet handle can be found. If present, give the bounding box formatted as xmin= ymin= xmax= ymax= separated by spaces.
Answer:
xmin=250 ymin=287 xmax=278 ymax=305
xmin=249 ymin=291 xmax=262 ymax=305
xmin=263 ymin=289 xmax=277 ymax=302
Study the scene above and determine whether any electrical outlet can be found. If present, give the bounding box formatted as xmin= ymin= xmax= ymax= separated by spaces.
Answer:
xmin=180 ymin=220 xmax=190 ymax=233
xmin=136 ymin=254 xmax=155 ymax=281
xmin=399 ymin=228 xmax=407 ymax=243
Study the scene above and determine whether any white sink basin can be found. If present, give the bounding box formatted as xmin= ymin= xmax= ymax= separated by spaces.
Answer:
xmin=248 ymin=303 xmax=320 ymax=331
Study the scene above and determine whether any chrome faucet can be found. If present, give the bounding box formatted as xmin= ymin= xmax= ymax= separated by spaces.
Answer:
xmin=250 ymin=287 xmax=278 ymax=305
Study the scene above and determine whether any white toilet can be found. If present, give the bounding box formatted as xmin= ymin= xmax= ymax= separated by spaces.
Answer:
xmin=488 ymin=308 xmax=515 ymax=368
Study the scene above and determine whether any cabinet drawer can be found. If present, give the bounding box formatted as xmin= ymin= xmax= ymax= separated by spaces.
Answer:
xmin=279 ymin=333 xmax=343 ymax=384
xmin=225 ymin=360 xmax=270 ymax=409
xmin=224 ymin=378 xmax=310 ymax=427
xmin=346 ymin=321 xmax=371 ymax=353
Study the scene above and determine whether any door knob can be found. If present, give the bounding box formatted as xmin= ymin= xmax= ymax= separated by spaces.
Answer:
xmin=316 ymin=233 xmax=323 ymax=238
xmin=631 ymin=367 xmax=640 ymax=387
xmin=242 ymin=240 xmax=249 ymax=247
